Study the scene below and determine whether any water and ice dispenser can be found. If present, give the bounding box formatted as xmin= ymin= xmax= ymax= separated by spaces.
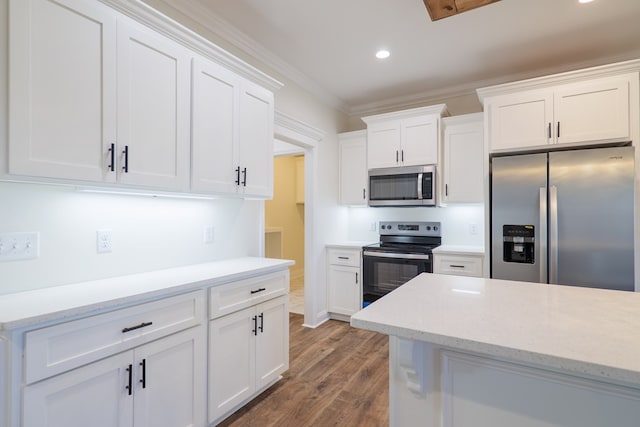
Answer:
xmin=502 ymin=225 xmax=535 ymax=264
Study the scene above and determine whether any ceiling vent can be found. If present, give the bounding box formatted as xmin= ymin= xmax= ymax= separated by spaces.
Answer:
xmin=423 ymin=0 xmax=501 ymax=21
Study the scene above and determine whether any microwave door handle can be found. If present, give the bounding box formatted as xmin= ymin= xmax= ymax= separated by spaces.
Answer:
xmin=417 ymin=173 xmax=423 ymax=199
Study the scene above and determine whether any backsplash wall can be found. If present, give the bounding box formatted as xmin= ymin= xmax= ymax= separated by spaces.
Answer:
xmin=0 ymin=181 xmax=262 ymax=295
xmin=347 ymin=204 xmax=485 ymax=246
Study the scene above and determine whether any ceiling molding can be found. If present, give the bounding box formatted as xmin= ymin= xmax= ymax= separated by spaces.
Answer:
xmin=100 ymin=0 xmax=283 ymax=92
xmin=157 ymin=0 xmax=349 ymax=114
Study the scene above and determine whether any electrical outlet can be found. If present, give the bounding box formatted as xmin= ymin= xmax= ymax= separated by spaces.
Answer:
xmin=0 ymin=232 xmax=39 ymax=261
xmin=96 ymin=229 xmax=113 ymax=253
xmin=204 ymin=226 xmax=215 ymax=244
xmin=469 ymin=224 xmax=479 ymax=235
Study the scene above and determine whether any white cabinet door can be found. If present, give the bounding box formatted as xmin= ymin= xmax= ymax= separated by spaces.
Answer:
xmin=443 ymin=116 xmax=484 ymax=203
xmin=554 ymin=75 xmax=631 ymax=145
xmin=328 ymin=265 xmax=361 ymax=316
xmin=116 ymin=19 xmax=190 ymax=191
xmin=208 ymin=306 xmax=256 ymax=424
xmin=489 ymin=89 xmax=553 ymax=151
xmin=134 ymin=327 xmax=204 ymax=427
xmin=401 ymin=115 xmax=439 ymax=166
xmin=238 ymin=81 xmax=274 ymax=198
xmin=339 ymin=131 xmax=367 ymax=205
xmin=367 ymin=120 xmax=401 ymax=169
xmin=9 ymin=0 xmax=117 ymax=182
xmin=191 ymin=57 xmax=239 ymax=194
xmin=23 ymin=351 xmax=134 ymax=427
xmin=255 ymin=296 xmax=289 ymax=390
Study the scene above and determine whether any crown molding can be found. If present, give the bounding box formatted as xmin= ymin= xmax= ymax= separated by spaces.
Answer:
xmin=156 ymin=0 xmax=349 ymax=114
xmin=362 ymin=104 xmax=449 ymax=124
xmin=100 ymin=0 xmax=283 ymax=92
xmin=275 ymin=111 xmax=325 ymax=148
xmin=477 ymin=57 xmax=640 ymax=102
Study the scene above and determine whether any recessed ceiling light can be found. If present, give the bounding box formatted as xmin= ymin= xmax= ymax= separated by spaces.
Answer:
xmin=578 ymin=0 xmax=594 ymax=3
xmin=376 ymin=49 xmax=390 ymax=59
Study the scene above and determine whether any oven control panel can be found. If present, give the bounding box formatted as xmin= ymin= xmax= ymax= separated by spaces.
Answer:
xmin=379 ymin=221 xmax=441 ymax=237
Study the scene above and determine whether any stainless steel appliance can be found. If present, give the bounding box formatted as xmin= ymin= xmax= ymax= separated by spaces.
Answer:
xmin=368 ymin=165 xmax=436 ymax=206
xmin=491 ymin=145 xmax=634 ymax=291
xmin=362 ymin=221 xmax=441 ymax=305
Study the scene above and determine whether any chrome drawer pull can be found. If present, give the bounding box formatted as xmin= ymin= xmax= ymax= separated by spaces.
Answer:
xmin=122 ymin=321 xmax=153 ymax=333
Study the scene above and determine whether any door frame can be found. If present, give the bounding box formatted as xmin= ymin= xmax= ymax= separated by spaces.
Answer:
xmin=269 ymin=111 xmax=324 ymax=327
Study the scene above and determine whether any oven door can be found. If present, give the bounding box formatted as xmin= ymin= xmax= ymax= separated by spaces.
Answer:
xmin=362 ymin=251 xmax=432 ymax=305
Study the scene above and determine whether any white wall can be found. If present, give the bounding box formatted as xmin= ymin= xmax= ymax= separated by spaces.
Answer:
xmin=0 ymin=181 xmax=262 ymax=294
xmin=347 ymin=205 xmax=485 ymax=247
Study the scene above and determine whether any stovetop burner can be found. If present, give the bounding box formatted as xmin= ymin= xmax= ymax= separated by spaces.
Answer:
xmin=364 ymin=221 xmax=442 ymax=254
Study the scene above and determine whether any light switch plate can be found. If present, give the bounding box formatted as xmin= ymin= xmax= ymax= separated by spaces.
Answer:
xmin=204 ymin=226 xmax=215 ymax=244
xmin=0 ymin=232 xmax=40 ymax=261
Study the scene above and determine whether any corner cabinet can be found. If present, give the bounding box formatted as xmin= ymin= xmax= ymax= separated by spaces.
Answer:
xmin=191 ymin=56 xmax=274 ymax=198
xmin=327 ymin=247 xmax=362 ymax=320
xmin=338 ymin=131 xmax=367 ymax=205
xmin=9 ymin=0 xmax=191 ymax=191
xmin=362 ymin=105 xmax=448 ymax=169
xmin=441 ymin=113 xmax=484 ymax=204
xmin=208 ymin=271 xmax=289 ymax=425
xmin=479 ymin=67 xmax=639 ymax=152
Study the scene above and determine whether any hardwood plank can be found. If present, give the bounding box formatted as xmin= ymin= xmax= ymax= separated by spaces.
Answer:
xmin=217 ymin=313 xmax=389 ymax=426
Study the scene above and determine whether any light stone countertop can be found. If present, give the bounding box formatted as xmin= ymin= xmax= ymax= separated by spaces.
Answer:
xmin=325 ymin=241 xmax=375 ymax=249
xmin=351 ymin=273 xmax=640 ymax=387
xmin=0 ymin=257 xmax=293 ymax=331
xmin=432 ymin=245 xmax=485 ymax=255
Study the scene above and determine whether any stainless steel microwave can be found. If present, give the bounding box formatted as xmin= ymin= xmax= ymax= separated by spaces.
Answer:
xmin=368 ymin=165 xmax=436 ymax=206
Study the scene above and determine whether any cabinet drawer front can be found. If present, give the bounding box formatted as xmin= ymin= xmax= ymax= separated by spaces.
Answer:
xmin=24 ymin=290 xmax=205 ymax=384
xmin=328 ymin=249 xmax=361 ymax=267
xmin=209 ymin=271 xmax=289 ymax=319
xmin=435 ymin=255 xmax=483 ymax=277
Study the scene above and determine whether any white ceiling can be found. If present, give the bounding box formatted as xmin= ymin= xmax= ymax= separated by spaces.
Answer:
xmin=166 ymin=0 xmax=640 ymax=115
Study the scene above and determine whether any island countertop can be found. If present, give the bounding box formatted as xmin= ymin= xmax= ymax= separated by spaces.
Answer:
xmin=350 ymin=273 xmax=640 ymax=387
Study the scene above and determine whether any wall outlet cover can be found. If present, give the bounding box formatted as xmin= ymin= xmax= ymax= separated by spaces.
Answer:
xmin=204 ymin=226 xmax=215 ymax=244
xmin=96 ymin=229 xmax=113 ymax=253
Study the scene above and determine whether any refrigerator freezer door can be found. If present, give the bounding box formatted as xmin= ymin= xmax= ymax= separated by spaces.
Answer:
xmin=491 ymin=153 xmax=548 ymax=283
xmin=549 ymin=146 xmax=634 ymax=291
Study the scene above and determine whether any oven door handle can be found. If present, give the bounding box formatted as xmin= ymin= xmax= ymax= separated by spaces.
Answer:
xmin=363 ymin=251 xmax=430 ymax=260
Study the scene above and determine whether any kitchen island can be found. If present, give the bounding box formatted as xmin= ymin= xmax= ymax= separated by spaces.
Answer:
xmin=351 ymin=273 xmax=640 ymax=427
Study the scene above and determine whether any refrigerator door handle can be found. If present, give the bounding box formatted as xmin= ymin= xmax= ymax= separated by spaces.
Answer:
xmin=549 ymin=185 xmax=559 ymax=284
xmin=539 ymin=187 xmax=548 ymax=283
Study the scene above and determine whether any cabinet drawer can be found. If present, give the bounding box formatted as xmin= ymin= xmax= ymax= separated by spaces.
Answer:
xmin=328 ymin=248 xmax=361 ymax=267
xmin=435 ymin=255 xmax=483 ymax=277
xmin=209 ymin=270 xmax=289 ymax=320
xmin=24 ymin=290 xmax=205 ymax=384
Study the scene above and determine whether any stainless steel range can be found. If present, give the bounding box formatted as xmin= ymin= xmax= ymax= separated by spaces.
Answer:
xmin=362 ymin=221 xmax=441 ymax=306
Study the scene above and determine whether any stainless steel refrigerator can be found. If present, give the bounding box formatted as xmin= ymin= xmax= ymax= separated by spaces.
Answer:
xmin=491 ymin=145 xmax=635 ymax=291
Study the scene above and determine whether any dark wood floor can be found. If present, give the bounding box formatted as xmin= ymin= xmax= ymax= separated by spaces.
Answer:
xmin=218 ymin=313 xmax=389 ymax=427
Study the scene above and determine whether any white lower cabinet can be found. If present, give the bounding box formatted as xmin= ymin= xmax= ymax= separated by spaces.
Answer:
xmin=434 ymin=252 xmax=484 ymax=277
xmin=208 ymin=295 xmax=289 ymax=424
xmin=327 ymin=247 xmax=362 ymax=319
xmin=23 ymin=327 xmax=205 ymax=427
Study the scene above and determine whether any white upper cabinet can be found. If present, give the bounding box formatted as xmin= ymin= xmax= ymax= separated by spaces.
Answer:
xmin=191 ymin=57 xmax=274 ymax=198
xmin=488 ymin=89 xmax=553 ymax=151
xmin=480 ymin=68 xmax=638 ymax=152
xmin=191 ymin=57 xmax=240 ymax=194
xmin=553 ymin=76 xmax=631 ymax=145
xmin=238 ymin=81 xmax=274 ymax=198
xmin=442 ymin=113 xmax=484 ymax=204
xmin=338 ymin=130 xmax=367 ymax=205
xmin=9 ymin=0 xmax=117 ymax=182
xmin=116 ymin=18 xmax=191 ymax=191
xmin=363 ymin=104 xmax=447 ymax=169
xmin=7 ymin=0 xmax=280 ymax=196
xmin=9 ymin=0 xmax=190 ymax=190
